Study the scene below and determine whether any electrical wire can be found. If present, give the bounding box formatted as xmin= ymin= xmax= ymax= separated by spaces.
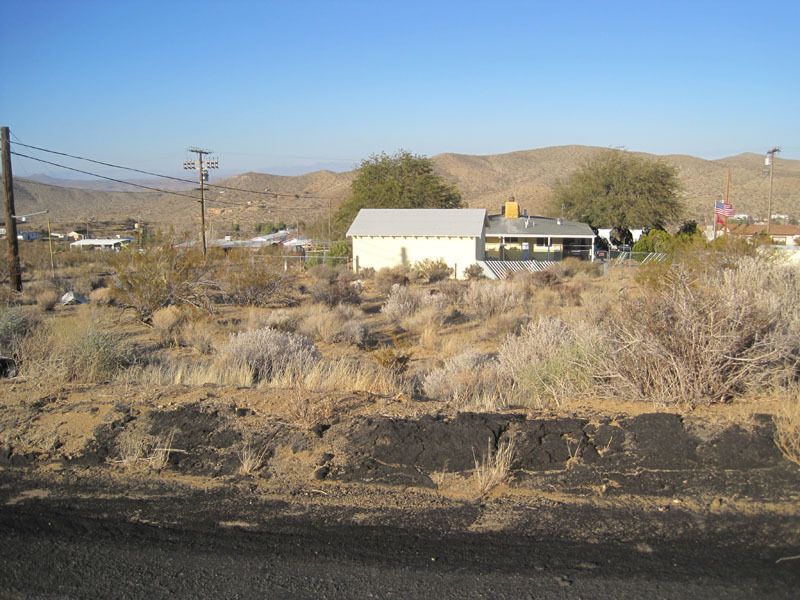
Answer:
xmin=11 ymin=151 xmax=202 ymax=200
xmin=10 ymin=151 xmax=298 ymax=209
xmin=10 ymin=140 xmax=338 ymax=201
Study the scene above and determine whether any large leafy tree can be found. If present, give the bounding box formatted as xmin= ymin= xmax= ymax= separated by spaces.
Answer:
xmin=334 ymin=150 xmax=462 ymax=235
xmin=552 ymin=150 xmax=683 ymax=230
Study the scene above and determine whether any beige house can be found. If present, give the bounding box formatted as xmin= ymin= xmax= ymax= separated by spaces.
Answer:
xmin=347 ymin=209 xmax=486 ymax=278
xmin=346 ymin=203 xmax=596 ymax=279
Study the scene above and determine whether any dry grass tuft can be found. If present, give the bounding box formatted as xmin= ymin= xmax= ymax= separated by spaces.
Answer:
xmin=775 ymin=390 xmax=800 ymax=466
xmin=35 ymin=289 xmax=59 ymax=312
xmin=237 ymin=443 xmax=270 ymax=476
xmin=220 ymin=327 xmax=319 ymax=384
xmin=472 ymin=437 xmax=516 ymax=497
xmin=20 ymin=311 xmax=137 ymax=386
xmin=113 ymin=428 xmax=179 ymax=471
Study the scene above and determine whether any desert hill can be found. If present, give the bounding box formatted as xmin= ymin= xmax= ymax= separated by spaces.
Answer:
xmin=432 ymin=145 xmax=800 ymax=222
xmin=10 ymin=145 xmax=800 ymax=235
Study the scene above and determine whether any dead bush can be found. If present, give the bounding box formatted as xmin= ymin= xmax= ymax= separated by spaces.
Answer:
xmin=602 ymin=258 xmax=800 ymax=406
xmin=151 ymin=306 xmax=185 ymax=346
xmin=89 ymin=287 xmax=112 ymax=305
xmin=20 ymin=312 xmax=137 ymax=385
xmin=774 ymin=389 xmax=800 ymax=466
xmin=462 ymin=279 xmax=528 ymax=318
xmin=254 ymin=308 xmax=299 ymax=332
xmin=0 ymin=306 xmax=40 ymax=359
xmin=178 ymin=319 xmax=218 ymax=354
xmin=382 ymin=284 xmax=447 ymax=322
xmin=110 ymin=245 xmax=215 ymax=321
xmin=423 ymin=351 xmax=504 ymax=407
xmin=308 ymin=264 xmax=361 ymax=306
xmin=464 ymin=263 xmax=487 ymax=280
xmin=299 ymin=304 xmax=368 ymax=346
xmin=412 ymin=258 xmax=453 ymax=283
xmin=375 ymin=265 xmax=410 ymax=293
xmin=217 ymin=261 xmax=296 ymax=307
xmin=219 ymin=327 xmax=319 ymax=384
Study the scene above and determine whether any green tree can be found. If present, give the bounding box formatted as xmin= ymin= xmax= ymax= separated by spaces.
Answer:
xmin=333 ymin=150 xmax=462 ymax=236
xmin=552 ymin=150 xmax=683 ymax=230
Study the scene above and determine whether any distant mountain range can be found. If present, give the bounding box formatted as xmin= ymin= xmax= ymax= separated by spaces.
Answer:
xmin=12 ymin=145 xmax=800 ymax=235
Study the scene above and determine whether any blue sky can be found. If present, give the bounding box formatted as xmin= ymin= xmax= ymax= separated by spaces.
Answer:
xmin=1 ymin=0 xmax=798 ymax=177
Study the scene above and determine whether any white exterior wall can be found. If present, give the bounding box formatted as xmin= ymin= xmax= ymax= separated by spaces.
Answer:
xmin=352 ymin=235 xmax=480 ymax=279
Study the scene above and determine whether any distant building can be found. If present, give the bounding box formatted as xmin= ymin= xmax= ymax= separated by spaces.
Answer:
xmin=70 ymin=237 xmax=133 ymax=251
xmin=727 ymin=224 xmax=800 ymax=246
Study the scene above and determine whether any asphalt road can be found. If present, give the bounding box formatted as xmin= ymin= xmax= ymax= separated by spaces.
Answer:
xmin=1 ymin=501 xmax=798 ymax=599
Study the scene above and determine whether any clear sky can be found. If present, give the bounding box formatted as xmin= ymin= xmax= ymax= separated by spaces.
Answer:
xmin=1 ymin=0 xmax=798 ymax=177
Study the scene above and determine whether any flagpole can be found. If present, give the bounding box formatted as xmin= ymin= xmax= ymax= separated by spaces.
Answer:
xmin=724 ymin=169 xmax=731 ymax=234
xmin=713 ymin=199 xmax=718 ymax=240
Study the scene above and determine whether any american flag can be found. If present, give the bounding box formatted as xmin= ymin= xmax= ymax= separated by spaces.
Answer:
xmin=714 ymin=200 xmax=734 ymax=217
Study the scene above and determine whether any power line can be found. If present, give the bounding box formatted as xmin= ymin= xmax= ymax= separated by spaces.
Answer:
xmin=10 ymin=151 xmax=201 ymax=200
xmin=10 ymin=151 xmax=271 ymax=209
xmin=10 ymin=140 xmax=338 ymax=201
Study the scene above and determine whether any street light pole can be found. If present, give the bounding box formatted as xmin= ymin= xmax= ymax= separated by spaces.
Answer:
xmin=765 ymin=147 xmax=780 ymax=236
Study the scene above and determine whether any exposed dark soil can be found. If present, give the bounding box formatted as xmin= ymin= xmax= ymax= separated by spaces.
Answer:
xmin=1 ymin=398 xmax=799 ymax=597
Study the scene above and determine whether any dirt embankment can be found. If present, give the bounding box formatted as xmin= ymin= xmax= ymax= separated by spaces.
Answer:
xmin=3 ymin=396 xmax=797 ymax=509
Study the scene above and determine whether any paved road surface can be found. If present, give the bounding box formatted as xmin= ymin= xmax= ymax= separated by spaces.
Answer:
xmin=1 ymin=501 xmax=798 ymax=599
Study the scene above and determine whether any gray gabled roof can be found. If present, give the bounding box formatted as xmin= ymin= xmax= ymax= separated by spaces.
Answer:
xmin=346 ymin=208 xmax=487 ymax=238
xmin=485 ymin=214 xmax=595 ymax=238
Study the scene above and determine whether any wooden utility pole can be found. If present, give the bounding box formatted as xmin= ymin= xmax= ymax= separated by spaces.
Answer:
xmin=1 ymin=126 xmax=22 ymax=292
xmin=184 ymin=148 xmax=218 ymax=257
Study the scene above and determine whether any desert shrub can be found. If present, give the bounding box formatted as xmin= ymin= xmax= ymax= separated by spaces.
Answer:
xmin=299 ymin=304 xmax=368 ymax=346
xmin=602 ymin=257 xmax=800 ymax=405
xmin=110 ymin=245 xmax=213 ymax=321
xmin=497 ymin=317 xmax=598 ymax=408
xmin=774 ymin=389 xmax=800 ymax=466
xmin=217 ymin=262 xmax=296 ymax=307
xmin=423 ymin=351 xmax=503 ymax=407
xmin=89 ymin=287 xmax=113 ymax=305
xmin=375 ymin=266 xmax=410 ymax=293
xmin=219 ymin=327 xmax=319 ymax=384
xmin=20 ymin=313 xmax=137 ymax=384
xmin=35 ymin=289 xmax=59 ymax=312
xmin=0 ymin=306 xmax=40 ymax=358
xmin=252 ymin=308 xmax=300 ymax=332
xmin=178 ymin=318 xmax=218 ymax=354
xmin=552 ymin=257 xmax=601 ymax=279
xmin=412 ymin=258 xmax=453 ymax=283
xmin=308 ymin=264 xmax=361 ymax=306
xmin=151 ymin=306 xmax=184 ymax=346
xmin=358 ymin=267 xmax=376 ymax=279
xmin=281 ymin=357 xmax=407 ymax=396
xmin=372 ymin=336 xmax=413 ymax=374
xmin=382 ymin=284 xmax=447 ymax=322
xmin=632 ymin=229 xmax=673 ymax=253
xmin=464 ymin=263 xmax=486 ymax=280
xmin=462 ymin=279 xmax=527 ymax=318
xmin=527 ymin=269 xmax=561 ymax=287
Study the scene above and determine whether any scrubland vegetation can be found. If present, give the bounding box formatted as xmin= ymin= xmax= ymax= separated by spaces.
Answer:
xmin=1 ymin=237 xmax=798 ymax=464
